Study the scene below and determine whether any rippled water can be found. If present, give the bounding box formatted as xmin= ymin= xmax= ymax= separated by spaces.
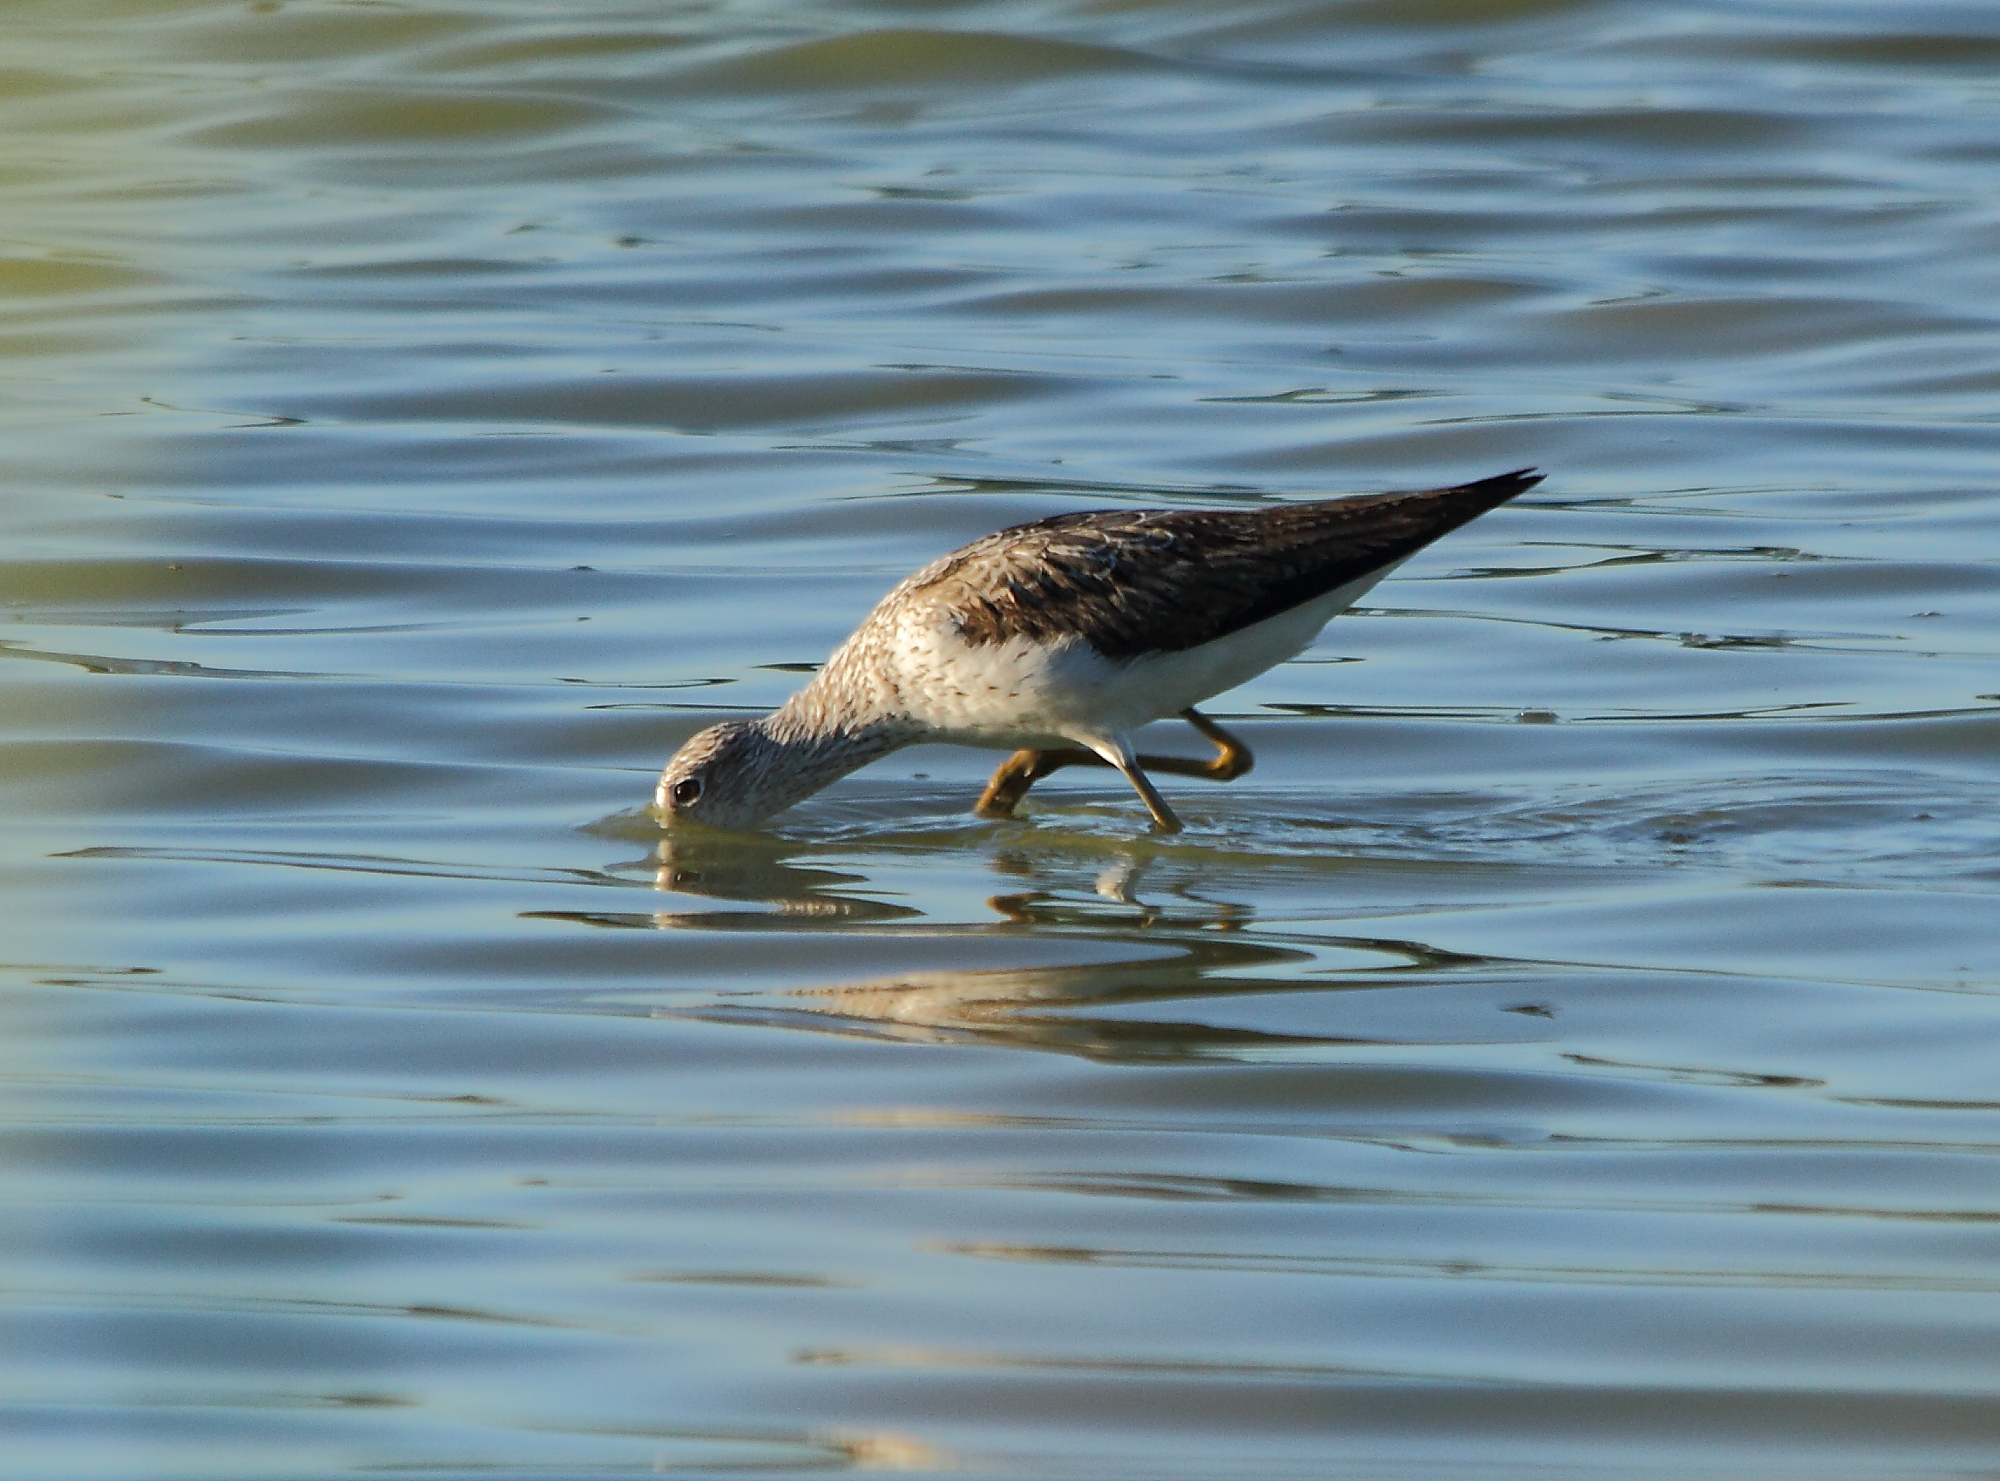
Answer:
xmin=5 ymin=1 xmax=2000 ymax=1475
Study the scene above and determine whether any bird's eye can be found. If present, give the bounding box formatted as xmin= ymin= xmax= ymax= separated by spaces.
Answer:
xmin=670 ymin=776 xmax=703 ymax=807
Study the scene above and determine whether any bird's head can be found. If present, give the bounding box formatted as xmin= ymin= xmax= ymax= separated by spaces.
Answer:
xmin=655 ymin=720 xmax=793 ymax=831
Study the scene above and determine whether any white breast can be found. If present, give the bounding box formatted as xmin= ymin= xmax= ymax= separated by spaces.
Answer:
xmin=881 ymin=564 xmax=1397 ymax=748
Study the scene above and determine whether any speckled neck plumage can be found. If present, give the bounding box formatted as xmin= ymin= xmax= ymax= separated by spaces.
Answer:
xmin=743 ymin=651 xmax=927 ymax=812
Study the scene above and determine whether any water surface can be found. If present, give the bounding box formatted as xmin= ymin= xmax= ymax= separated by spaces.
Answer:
xmin=5 ymin=1 xmax=2000 ymax=1476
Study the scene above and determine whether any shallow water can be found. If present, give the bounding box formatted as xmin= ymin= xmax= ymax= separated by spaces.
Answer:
xmin=4 ymin=1 xmax=1999 ymax=1476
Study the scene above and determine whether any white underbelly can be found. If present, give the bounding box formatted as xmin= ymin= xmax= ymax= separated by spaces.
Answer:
xmin=887 ymin=566 xmax=1392 ymax=746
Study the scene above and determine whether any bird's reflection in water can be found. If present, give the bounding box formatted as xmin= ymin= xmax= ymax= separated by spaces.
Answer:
xmin=536 ymin=831 xmax=921 ymax=930
xmin=526 ymin=831 xmax=1488 ymax=1063
xmin=650 ymin=832 xmax=926 ymax=926
xmin=984 ymin=845 xmax=1257 ymax=931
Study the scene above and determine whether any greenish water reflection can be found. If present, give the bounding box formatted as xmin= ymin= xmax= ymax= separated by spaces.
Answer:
xmin=4 ymin=1 xmax=2000 ymax=1477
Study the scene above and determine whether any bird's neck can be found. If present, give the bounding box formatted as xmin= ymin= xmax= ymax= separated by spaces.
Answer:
xmin=751 ymin=691 xmax=913 ymax=810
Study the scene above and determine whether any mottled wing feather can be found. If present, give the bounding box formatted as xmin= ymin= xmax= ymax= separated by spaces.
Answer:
xmin=916 ymin=469 xmax=1541 ymax=659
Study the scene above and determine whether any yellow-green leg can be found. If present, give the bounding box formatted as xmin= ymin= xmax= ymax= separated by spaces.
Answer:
xmin=973 ymin=708 xmax=1255 ymax=824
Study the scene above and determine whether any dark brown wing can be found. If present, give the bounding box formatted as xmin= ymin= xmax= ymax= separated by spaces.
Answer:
xmin=921 ymin=469 xmax=1542 ymax=660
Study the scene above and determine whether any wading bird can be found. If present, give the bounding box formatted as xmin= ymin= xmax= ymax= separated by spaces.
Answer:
xmin=658 ymin=468 xmax=1541 ymax=833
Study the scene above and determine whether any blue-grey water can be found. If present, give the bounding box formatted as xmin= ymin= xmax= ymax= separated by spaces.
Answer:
xmin=4 ymin=2 xmax=1999 ymax=1476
